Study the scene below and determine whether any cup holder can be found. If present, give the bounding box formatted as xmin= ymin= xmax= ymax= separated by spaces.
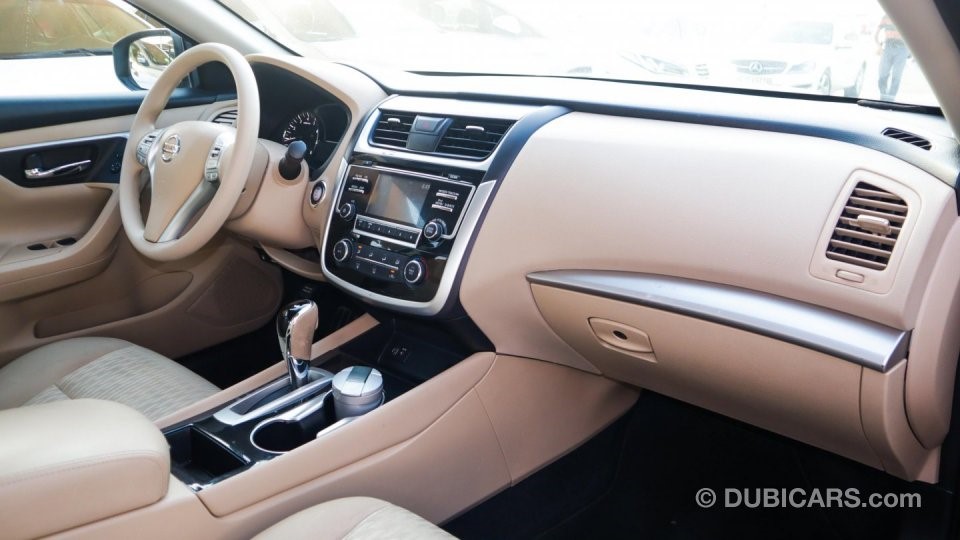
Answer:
xmin=251 ymin=420 xmax=321 ymax=454
xmin=250 ymin=395 xmax=336 ymax=454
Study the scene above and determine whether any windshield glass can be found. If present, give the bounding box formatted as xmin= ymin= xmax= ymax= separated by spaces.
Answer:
xmin=218 ymin=0 xmax=938 ymax=107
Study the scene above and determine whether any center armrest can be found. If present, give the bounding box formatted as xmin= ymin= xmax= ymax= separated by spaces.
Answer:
xmin=0 ymin=399 xmax=170 ymax=539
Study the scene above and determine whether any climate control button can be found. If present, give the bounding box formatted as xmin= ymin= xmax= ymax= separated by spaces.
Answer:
xmin=332 ymin=238 xmax=354 ymax=264
xmin=422 ymin=218 xmax=447 ymax=243
xmin=337 ymin=201 xmax=356 ymax=221
xmin=403 ymin=258 xmax=426 ymax=286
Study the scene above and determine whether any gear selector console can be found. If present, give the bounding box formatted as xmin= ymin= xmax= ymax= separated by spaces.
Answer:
xmin=161 ymin=302 xmax=472 ymax=491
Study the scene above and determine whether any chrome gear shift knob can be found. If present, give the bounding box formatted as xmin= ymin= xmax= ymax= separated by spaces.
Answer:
xmin=277 ymin=299 xmax=319 ymax=389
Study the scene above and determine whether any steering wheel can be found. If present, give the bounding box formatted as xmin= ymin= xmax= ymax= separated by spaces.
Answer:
xmin=119 ymin=43 xmax=260 ymax=262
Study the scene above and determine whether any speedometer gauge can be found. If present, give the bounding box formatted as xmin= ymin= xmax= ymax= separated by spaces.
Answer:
xmin=280 ymin=111 xmax=322 ymax=159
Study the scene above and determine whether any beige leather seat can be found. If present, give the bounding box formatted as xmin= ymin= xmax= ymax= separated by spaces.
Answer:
xmin=0 ymin=337 xmax=218 ymax=421
xmin=254 ymin=497 xmax=455 ymax=540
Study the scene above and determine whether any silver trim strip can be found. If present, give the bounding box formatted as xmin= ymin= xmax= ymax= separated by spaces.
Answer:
xmin=526 ymin=270 xmax=910 ymax=373
xmin=213 ymin=368 xmax=334 ymax=426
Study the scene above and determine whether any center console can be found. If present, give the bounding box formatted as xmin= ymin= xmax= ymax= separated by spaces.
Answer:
xmin=321 ymin=96 xmax=543 ymax=316
xmin=162 ymin=299 xmax=470 ymax=491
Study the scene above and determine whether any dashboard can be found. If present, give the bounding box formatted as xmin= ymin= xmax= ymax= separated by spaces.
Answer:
xmin=239 ymin=54 xmax=960 ymax=486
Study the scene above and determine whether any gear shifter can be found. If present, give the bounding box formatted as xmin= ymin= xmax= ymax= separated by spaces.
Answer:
xmin=277 ymin=300 xmax=319 ymax=389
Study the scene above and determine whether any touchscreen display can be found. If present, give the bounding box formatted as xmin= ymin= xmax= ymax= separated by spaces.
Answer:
xmin=364 ymin=174 xmax=432 ymax=227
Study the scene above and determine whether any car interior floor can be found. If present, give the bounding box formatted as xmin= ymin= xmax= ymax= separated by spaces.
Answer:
xmin=445 ymin=390 xmax=960 ymax=540
xmin=176 ymin=268 xmax=364 ymax=389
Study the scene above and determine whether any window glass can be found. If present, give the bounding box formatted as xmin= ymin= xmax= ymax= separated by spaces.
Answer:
xmin=0 ymin=0 xmax=165 ymax=96
xmin=220 ymin=0 xmax=938 ymax=107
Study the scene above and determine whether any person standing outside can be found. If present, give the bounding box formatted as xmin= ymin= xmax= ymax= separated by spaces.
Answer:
xmin=875 ymin=15 xmax=908 ymax=101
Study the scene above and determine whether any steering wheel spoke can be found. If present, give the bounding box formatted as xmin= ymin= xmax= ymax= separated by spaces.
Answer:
xmin=156 ymin=133 xmax=235 ymax=243
xmin=157 ymin=179 xmax=218 ymax=242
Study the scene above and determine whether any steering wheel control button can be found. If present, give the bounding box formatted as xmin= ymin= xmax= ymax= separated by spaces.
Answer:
xmin=422 ymin=219 xmax=447 ymax=242
xmin=203 ymin=133 xmax=233 ymax=183
xmin=403 ymin=259 xmax=426 ymax=286
xmin=332 ymin=239 xmax=354 ymax=264
xmin=337 ymin=201 xmax=357 ymax=221
xmin=136 ymin=131 xmax=160 ymax=167
xmin=310 ymin=181 xmax=326 ymax=206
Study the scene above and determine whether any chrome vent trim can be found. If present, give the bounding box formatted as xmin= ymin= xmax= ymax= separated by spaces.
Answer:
xmin=881 ymin=127 xmax=932 ymax=150
xmin=436 ymin=116 xmax=515 ymax=160
xmin=825 ymin=182 xmax=908 ymax=271
xmin=370 ymin=110 xmax=415 ymax=149
xmin=211 ymin=109 xmax=238 ymax=127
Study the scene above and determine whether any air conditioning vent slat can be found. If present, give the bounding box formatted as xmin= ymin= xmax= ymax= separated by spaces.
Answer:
xmin=371 ymin=111 xmax=416 ymax=149
xmin=828 ymin=239 xmax=894 ymax=258
xmin=832 ymin=228 xmax=897 ymax=246
xmin=842 ymin=205 xmax=906 ymax=224
xmin=846 ymin=196 xmax=908 ymax=214
xmin=826 ymin=182 xmax=908 ymax=271
xmin=436 ymin=116 xmax=515 ymax=160
xmin=825 ymin=252 xmax=888 ymax=271
xmin=838 ymin=217 xmax=901 ymax=234
xmin=882 ymin=127 xmax=932 ymax=150
xmin=853 ymin=187 xmax=903 ymax=201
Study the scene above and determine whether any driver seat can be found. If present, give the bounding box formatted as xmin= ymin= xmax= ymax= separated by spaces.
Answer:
xmin=0 ymin=337 xmax=219 ymax=421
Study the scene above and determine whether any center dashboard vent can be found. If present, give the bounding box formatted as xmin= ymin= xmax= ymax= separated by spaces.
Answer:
xmin=881 ymin=127 xmax=931 ymax=150
xmin=211 ymin=109 xmax=238 ymax=127
xmin=370 ymin=110 xmax=514 ymax=160
xmin=436 ymin=117 xmax=514 ymax=159
xmin=825 ymin=182 xmax=908 ymax=271
xmin=371 ymin=111 xmax=416 ymax=148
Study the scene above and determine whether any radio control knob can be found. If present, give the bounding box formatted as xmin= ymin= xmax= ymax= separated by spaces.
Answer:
xmin=337 ymin=201 xmax=356 ymax=221
xmin=332 ymin=238 xmax=354 ymax=264
xmin=422 ymin=219 xmax=447 ymax=242
xmin=403 ymin=258 xmax=426 ymax=286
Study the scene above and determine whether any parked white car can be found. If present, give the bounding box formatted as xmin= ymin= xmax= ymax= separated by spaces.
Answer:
xmin=718 ymin=19 xmax=870 ymax=96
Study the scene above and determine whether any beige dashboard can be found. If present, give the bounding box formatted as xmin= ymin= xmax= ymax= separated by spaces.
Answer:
xmin=238 ymin=57 xmax=960 ymax=483
xmin=456 ymin=112 xmax=960 ymax=482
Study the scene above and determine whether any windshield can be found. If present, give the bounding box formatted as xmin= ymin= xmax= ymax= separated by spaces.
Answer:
xmin=218 ymin=0 xmax=938 ymax=107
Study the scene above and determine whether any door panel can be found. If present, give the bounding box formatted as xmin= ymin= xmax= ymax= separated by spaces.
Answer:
xmin=0 ymin=101 xmax=280 ymax=367
xmin=0 ymin=236 xmax=281 ymax=366
xmin=0 ymin=179 xmax=118 ymax=302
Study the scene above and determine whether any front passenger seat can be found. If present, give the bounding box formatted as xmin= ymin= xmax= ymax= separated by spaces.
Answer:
xmin=0 ymin=337 xmax=218 ymax=421
xmin=254 ymin=497 xmax=455 ymax=540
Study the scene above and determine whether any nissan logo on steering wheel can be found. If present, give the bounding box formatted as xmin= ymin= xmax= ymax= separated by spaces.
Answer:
xmin=161 ymin=134 xmax=181 ymax=162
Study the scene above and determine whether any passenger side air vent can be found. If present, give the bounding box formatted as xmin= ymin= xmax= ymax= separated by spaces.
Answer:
xmin=211 ymin=109 xmax=238 ymax=127
xmin=881 ymin=127 xmax=931 ymax=150
xmin=436 ymin=117 xmax=515 ymax=159
xmin=825 ymin=182 xmax=908 ymax=271
xmin=371 ymin=111 xmax=416 ymax=148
